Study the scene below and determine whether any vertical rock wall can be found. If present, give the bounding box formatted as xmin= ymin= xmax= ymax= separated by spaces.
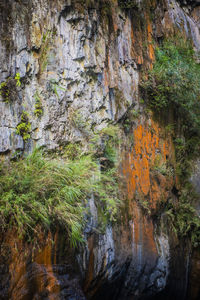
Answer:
xmin=0 ymin=0 xmax=200 ymax=299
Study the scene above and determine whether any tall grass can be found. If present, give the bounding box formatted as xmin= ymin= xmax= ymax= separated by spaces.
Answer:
xmin=0 ymin=148 xmax=120 ymax=247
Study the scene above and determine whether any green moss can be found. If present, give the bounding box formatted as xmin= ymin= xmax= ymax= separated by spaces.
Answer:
xmin=16 ymin=111 xmax=31 ymax=141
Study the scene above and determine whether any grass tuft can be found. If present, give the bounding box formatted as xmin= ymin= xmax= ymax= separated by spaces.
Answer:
xmin=0 ymin=147 xmax=120 ymax=247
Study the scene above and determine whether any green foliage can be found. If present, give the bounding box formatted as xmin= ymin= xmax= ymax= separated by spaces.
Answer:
xmin=0 ymin=73 xmax=20 ymax=103
xmin=151 ymin=154 xmax=172 ymax=176
xmin=34 ymin=92 xmax=43 ymax=118
xmin=166 ymin=187 xmax=200 ymax=247
xmin=165 ymin=123 xmax=175 ymax=135
xmin=63 ymin=143 xmax=82 ymax=161
xmin=0 ymin=143 xmax=120 ymax=247
xmin=0 ymin=81 xmax=9 ymax=102
xmin=16 ymin=111 xmax=31 ymax=141
xmin=95 ymin=168 xmax=120 ymax=222
xmin=14 ymin=72 xmax=21 ymax=87
xmin=141 ymin=38 xmax=200 ymax=138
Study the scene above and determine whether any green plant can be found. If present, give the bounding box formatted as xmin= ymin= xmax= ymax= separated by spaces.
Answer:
xmin=0 ymin=74 xmax=20 ymax=103
xmin=0 ymin=145 xmax=120 ymax=247
xmin=14 ymin=72 xmax=21 ymax=87
xmin=16 ymin=111 xmax=31 ymax=140
xmin=63 ymin=143 xmax=82 ymax=161
xmin=166 ymin=189 xmax=200 ymax=247
xmin=141 ymin=38 xmax=200 ymax=137
xmin=34 ymin=92 xmax=43 ymax=118
xmin=39 ymin=30 xmax=57 ymax=73
xmin=0 ymin=81 xmax=9 ymax=102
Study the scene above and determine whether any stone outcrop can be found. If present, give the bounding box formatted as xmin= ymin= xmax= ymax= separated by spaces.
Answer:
xmin=0 ymin=0 xmax=200 ymax=299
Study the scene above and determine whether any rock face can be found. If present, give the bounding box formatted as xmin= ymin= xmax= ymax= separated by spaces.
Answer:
xmin=0 ymin=0 xmax=200 ymax=299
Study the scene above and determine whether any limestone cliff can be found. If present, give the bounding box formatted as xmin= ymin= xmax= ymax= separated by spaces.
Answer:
xmin=0 ymin=1 xmax=200 ymax=299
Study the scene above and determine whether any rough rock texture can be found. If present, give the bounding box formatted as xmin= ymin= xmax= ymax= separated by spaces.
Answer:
xmin=0 ymin=0 xmax=200 ymax=299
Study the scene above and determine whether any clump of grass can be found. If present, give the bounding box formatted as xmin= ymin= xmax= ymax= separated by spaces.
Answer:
xmin=0 ymin=147 xmax=120 ymax=247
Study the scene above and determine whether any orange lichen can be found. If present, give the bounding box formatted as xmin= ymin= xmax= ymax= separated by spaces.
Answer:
xmin=120 ymin=119 xmax=176 ymax=262
xmin=122 ymin=120 xmax=174 ymax=210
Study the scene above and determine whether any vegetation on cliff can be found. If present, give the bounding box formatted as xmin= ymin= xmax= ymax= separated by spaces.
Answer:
xmin=0 ymin=132 xmax=120 ymax=247
xmin=141 ymin=37 xmax=200 ymax=246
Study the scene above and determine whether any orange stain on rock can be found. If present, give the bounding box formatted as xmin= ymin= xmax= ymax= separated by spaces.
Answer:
xmin=34 ymin=232 xmax=60 ymax=298
xmin=2 ymin=230 xmax=60 ymax=300
xmin=146 ymin=15 xmax=155 ymax=68
xmin=120 ymin=120 xmax=175 ymax=262
xmin=122 ymin=120 xmax=174 ymax=210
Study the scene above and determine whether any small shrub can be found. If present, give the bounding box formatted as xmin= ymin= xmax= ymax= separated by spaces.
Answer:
xmin=14 ymin=72 xmax=21 ymax=87
xmin=16 ymin=111 xmax=31 ymax=140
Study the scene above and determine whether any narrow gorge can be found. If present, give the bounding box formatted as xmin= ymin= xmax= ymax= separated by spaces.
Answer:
xmin=0 ymin=1 xmax=200 ymax=299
